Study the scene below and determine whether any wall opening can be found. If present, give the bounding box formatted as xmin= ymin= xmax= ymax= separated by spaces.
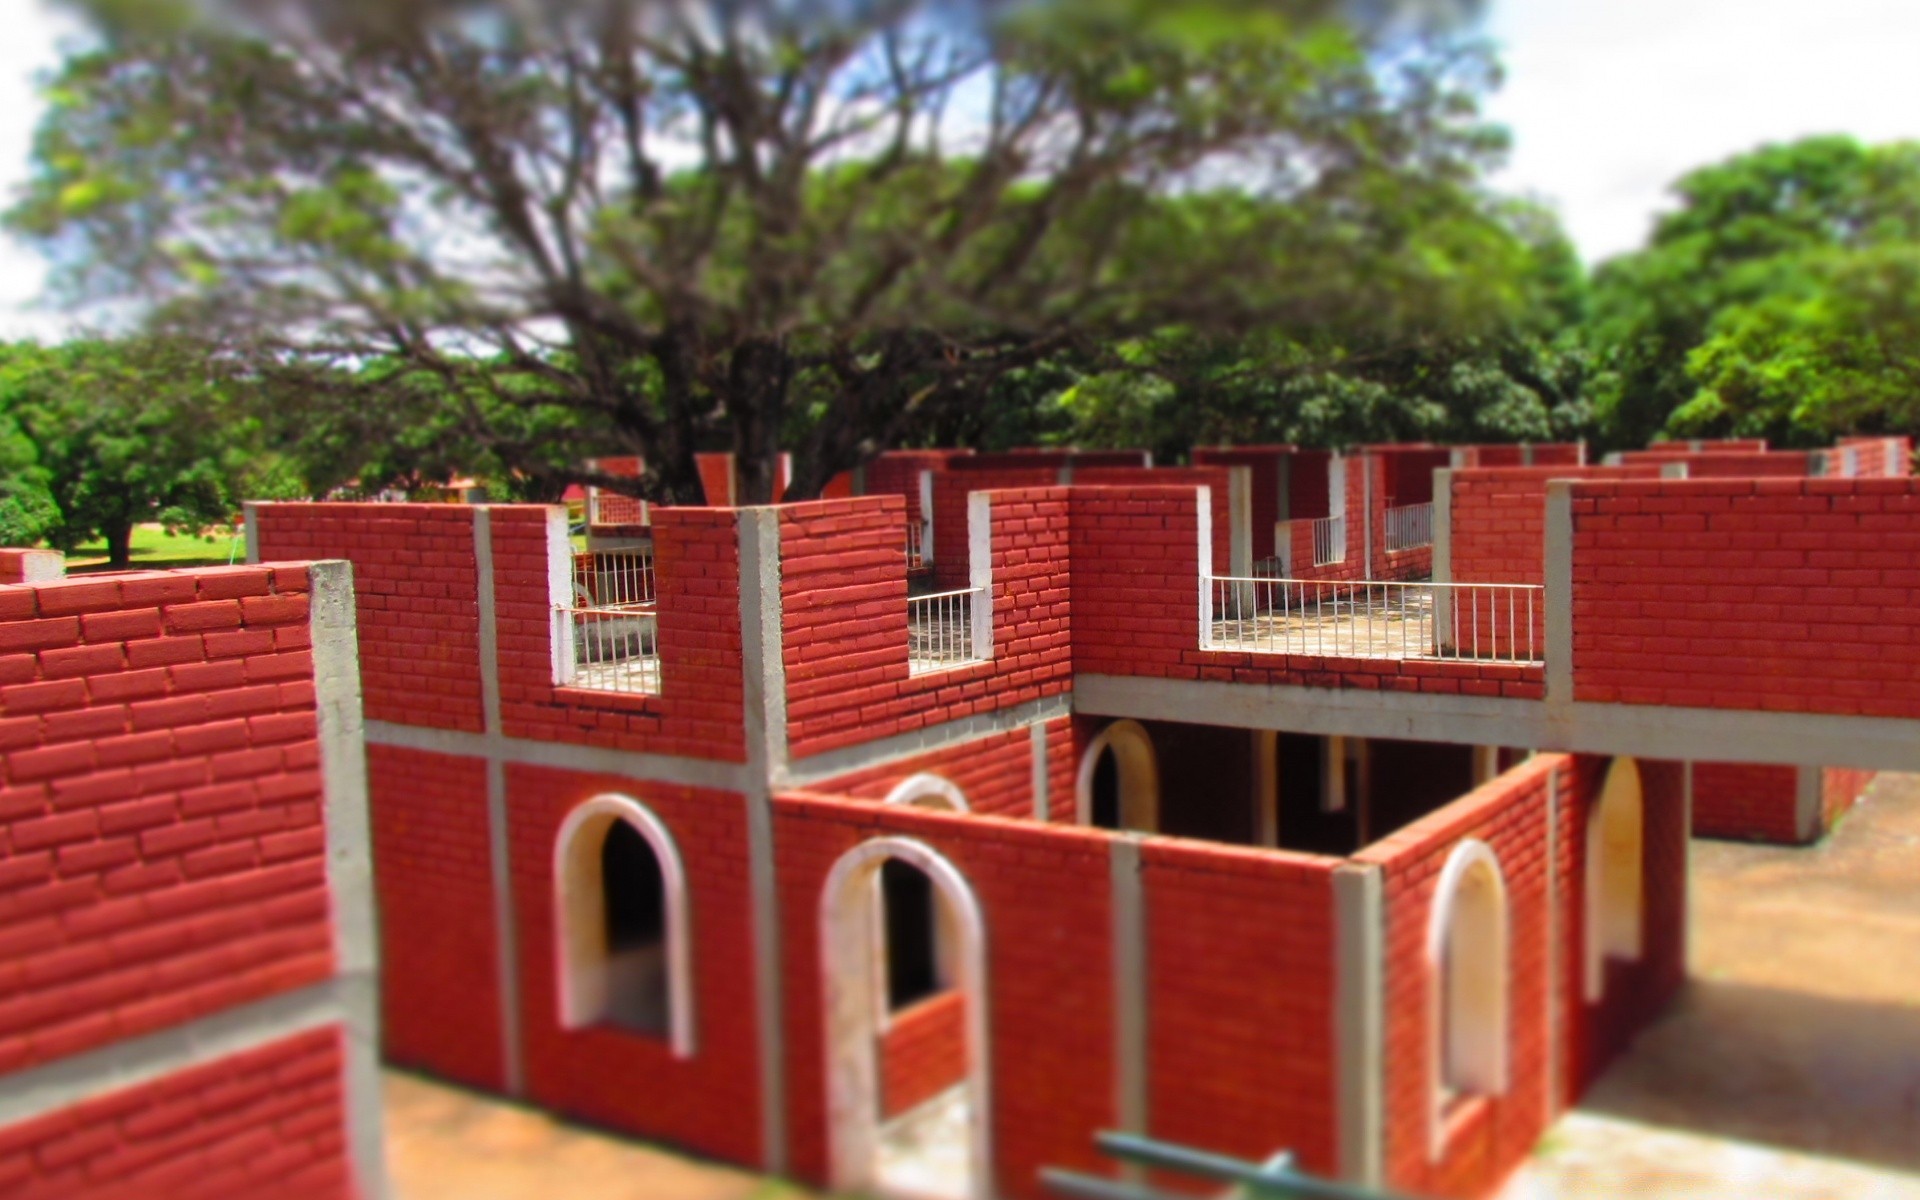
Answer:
xmin=1077 ymin=720 xmax=1160 ymax=832
xmin=822 ymin=837 xmax=989 ymax=1200
xmin=1585 ymin=757 xmax=1645 ymax=1002
xmin=554 ymin=794 xmax=695 ymax=1057
xmin=1427 ymin=839 xmax=1509 ymax=1158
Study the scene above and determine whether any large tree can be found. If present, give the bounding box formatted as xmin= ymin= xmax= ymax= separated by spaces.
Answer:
xmin=1586 ymin=136 xmax=1920 ymax=449
xmin=14 ymin=0 xmax=1515 ymax=503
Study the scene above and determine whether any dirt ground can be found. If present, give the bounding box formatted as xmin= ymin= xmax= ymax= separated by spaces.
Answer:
xmin=1526 ymin=771 xmax=1920 ymax=1198
xmin=385 ymin=772 xmax=1920 ymax=1200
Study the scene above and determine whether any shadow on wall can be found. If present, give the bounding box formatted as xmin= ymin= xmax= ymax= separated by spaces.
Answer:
xmin=1576 ymin=977 xmax=1920 ymax=1174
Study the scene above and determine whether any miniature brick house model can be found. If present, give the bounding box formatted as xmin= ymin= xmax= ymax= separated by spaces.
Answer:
xmin=0 ymin=553 xmax=385 ymax=1199
xmin=233 ymin=433 xmax=1919 ymax=1200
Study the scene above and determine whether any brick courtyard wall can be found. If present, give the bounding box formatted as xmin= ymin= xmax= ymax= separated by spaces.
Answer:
xmin=253 ymin=504 xmax=483 ymax=731
xmin=0 ymin=1029 xmax=351 ymax=1200
xmin=506 ymin=763 xmax=764 ymax=1167
xmin=1468 ymin=443 xmax=1584 ymax=467
xmin=808 ymin=725 xmax=1044 ymax=818
xmin=930 ymin=469 xmax=1055 ymax=588
xmin=1822 ymin=766 xmax=1876 ymax=829
xmin=1617 ymin=450 xmax=1817 ymax=478
xmin=1354 ymin=755 xmax=1559 ymax=1199
xmin=879 ymin=991 xmax=968 ymax=1119
xmin=695 ymin=453 xmax=735 ymax=506
xmin=365 ymin=744 xmax=503 ymax=1089
xmin=1559 ymin=758 xmax=1688 ymax=1103
xmin=489 ymin=506 xmax=748 ymax=760
xmin=862 ymin=450 xmax=967 ymax=531
xmin=1638 ymin=439 xmax=1768 ymax=455
xmin=1193 ymin=446 xmax=1295 ymax=559
xmin=1568 ymin=477 xmax=1920 ymax=718
xmin=1070 ymin=488 xmax=1544 ymax=700
xmin=960 ymin=451 xmax=1149 ymax=470
xmin=772 ymin=794 xmax=1118 ymax=1198
xmin=779 ymin=493 xmax=1071 ymax=760
xmin=0 ymin=565 xmax=333 ymax=1073
xmin=1074 ymin=467 xmax=1235 ymax=578
xmin=1690 ymin=762 xmax=1799 ymax=843
xmin=1141 ymin=839 xmax=1340 ymax=1177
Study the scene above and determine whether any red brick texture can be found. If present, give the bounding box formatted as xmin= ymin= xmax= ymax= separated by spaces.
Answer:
xmin=0 ymin=550 xmax=62 ymax=585
xmin=0 ymin=1028 xmax=352 ymax=1200
xmin=0 ymin=565 xmax=333 ymax=1076
xmin=879 ymin=991 xmax=967 ymax=1119
xmin=489 ymin=507 xmax=748 ymax=760
xmin=780 ymin=494 xmax=1071 ymax=760
xmin=1142 ymin=839 xmax=1339 ymax=1177
xmin=1568 ymin=478 xmax=1920 ymax=717
xmin=506 ymin=764 xmax=764 ymax=1167
xmin=1356 ymin=756 xmax=1559 ymax=1200
xmin=254 ymin=504 xmax=484 ymax=731
xmin=1690 ymin=762 xmax=1799 ymax=843
xmin=364 ymin=745 xmax=503 ymax=1089
xmin=773 ymin=794 xmax=1117 ymax=1198
xmin=1822 ymin=766 xmax=1875 ymax=829
xmin=808 ymin=724 xmax=1047 ymax=819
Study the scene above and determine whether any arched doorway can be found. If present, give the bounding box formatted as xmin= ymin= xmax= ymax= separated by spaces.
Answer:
xmin=1076 ymin=720 xmax=1160 ymax=831
xmin=821 ymin=837 xmax=989 ymax=1200
xmin=1585 ymin=757 xmax=1645 ymax=1002
xmin=1426 ymin=838 xmax=1509 ymax=1159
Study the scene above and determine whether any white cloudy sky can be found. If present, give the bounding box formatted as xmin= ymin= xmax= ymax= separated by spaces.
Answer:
xmin=0 ymin=1 xmax=1917 ymax=337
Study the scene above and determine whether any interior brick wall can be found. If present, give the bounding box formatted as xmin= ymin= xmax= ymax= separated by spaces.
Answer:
xmin=0 ymin=1028 xmax=351 ymax=1200
xmin=1193 ymin=446 xmax=1293 ymax=556
xmin=930 ymin=469 xmax=1056 ymax=588
xmin=1821 ymin=766 xmax=1875 ymax=830
xmin=807 ymin=725 xmax=1041 ymax=818
xmin=364 ymin=744 xmax=503 ymax=1089
xmin=1354 ymin=755 xmax=1560 ymax=1199
xmin=253 ymin=504 xmax=483 ymax=731
xmin=772 ymin=794 xmax=1117 ymax=1198
xmin=1690 ymin=762 xmax=1799 ymax=843
xmin=779 ymin=493 xmax=1071 ymax=760
xmin=1569 ymin=477 xmax=1920 ymax=717
xmin=1073 ymin=467 xmax=1234 ymax=577
xmin=1142 ymin=839 xmax=1339 ymax=1176
xmin=489 ymin=507 xmax=747 ymax=760
xmin=879 ymin=991 xmax=968 ymax=1119
xmin=0 ymin=565 xmax=333 ymax=1075
xmin=505 ymin=764 xmax=764 ymax=1167
xmin=862 ymin=451 xmax=966 ymax=530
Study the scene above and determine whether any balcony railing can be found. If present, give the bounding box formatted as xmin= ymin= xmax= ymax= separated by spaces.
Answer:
xmin=557 ymin=604 xmax=660 ymax=694
xmin=1386 ymin=502 xmax=1434 ymax=553
xmin=1204 ymin=576 xmax=1543 ymax=664
xmin=573 ymin=549 xmax=654 ymax=607
xmin=908 ymin=587 xmax=984 ymax=674
xmin=1312 ymin=515 xmax=1346 ymax=567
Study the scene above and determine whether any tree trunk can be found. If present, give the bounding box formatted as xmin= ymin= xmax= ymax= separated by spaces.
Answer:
xmin=729 ymin=338 xmax=792 ymax=506
xmin=103 ymin=520 xmax=133 ymax=569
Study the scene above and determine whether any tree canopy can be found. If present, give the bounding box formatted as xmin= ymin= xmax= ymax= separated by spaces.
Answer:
xmin=13 ymin=0 xmax=1533 ymax=502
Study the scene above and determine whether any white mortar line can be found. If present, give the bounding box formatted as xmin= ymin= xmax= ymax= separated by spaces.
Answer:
xmin=1544 ymin=481 xmax=1573 ymax=703
xmin=472 ymin=510 xmax=525 ymax=1095
xmin=1030 ymin=723 xmax=1050 ymax=822
xmin=1109 ymin=836 xmax=1148 ymax=1177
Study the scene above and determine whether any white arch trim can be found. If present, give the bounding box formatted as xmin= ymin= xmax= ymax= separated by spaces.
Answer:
xmin=1425 ymin=838 xmax=1510 ymax=1160
xmin=881 ymin=773 xmax=972 ymax=812
xmin=820 ymin=837 xmax=991 ymax=1199
xmin=553 ymin=793 xmax=696 ymax=1059
xmin=1074 ymin=719 xmax=1161 ymax=831
xmin=1584 ymin=758 xmax=1645 ymax=1002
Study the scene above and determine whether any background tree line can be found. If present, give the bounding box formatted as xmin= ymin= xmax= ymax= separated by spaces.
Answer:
xmin=2 ymin=1 xmax=1917 ymax=566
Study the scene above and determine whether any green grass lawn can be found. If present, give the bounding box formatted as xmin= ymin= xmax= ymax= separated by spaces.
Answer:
xmin=65 ymin=523 xmax=246 ymax=572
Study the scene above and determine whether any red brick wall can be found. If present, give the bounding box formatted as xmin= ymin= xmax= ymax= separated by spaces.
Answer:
xmin=506 ymin=764 xmax=764 ymax=1167
xmin=780 ymin=493 xmax=1071 ymax=760
xmin=253 ymin=504 xmax=484 ymax=731
xmin=1449 ymin=467 xmax=1664 ymax=587
xmin=1193 ymin=447 xmax=1291 ymax=554
xmin=863 ymin=450 xmax=966 ymax=530
xmin=879 ymin=991 xmax=967 ymax=1119
xmin=1559 ymin=758 xmax=1687 ymax=1104
xmin=0 ymin=1028 xmax=351 ymax=1200
xmin=365 ymin=745 xmax=503 ymax=1089
xmin=0 ymin=550 xmax=61 ymax=585
xmin=1619 ymin=450 xmax=1815 ymax=478
xmin=1468 ymin=444 xmax=1584 ymax=467
xmin=809 ymin=725 xmax=1042 ymax=818
xmin=1638 ymin=439 xmax=1767 ymax=455
xmin=1355 ymin=755 xmax=1558 ymax=1199
xmin=773 ymin=794 xmax=1117 ymax=1197
xmin=930 ymin=469 xmax=1054 ymax=587
xmin=695 ymin=453 xmax=735 ymax=506
xmin=1822 ymin=766 xmax=1875 ymax=829
xmin=0 ymin=565 xmax=333 ymax=1075
xmin=1142 ymin=839 xmax=1339 ymax=1176
xmin=1569 ymin=478 xmax=1920 ymax=718
xmin=1690 ymin=762 xmax=1799 ymax=843
xmin=488 ymin=507 xmax=747 ymax=761
xmin=1073 ymin=467 xmax=1234 ymax=577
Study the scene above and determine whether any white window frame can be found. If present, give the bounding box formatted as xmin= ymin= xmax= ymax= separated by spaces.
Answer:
xmin=1426 ymin=838 xmax=1510 ymax=1160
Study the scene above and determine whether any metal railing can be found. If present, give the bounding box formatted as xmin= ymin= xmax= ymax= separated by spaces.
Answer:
xmin=573 ymin=549 xmax=654 ymax=607
xmin=557 ymin=604 xmax=660 ymax=694
xmin=1311 ymin=515 xmax=1346 ymax=567
xmin=1386 ymin=502 xmax=1433 ymax=553
xmin=905 ymin=522 xmax=926 ymax=570
xmin=907 ymin=587 xmax=983 ymax=674
xmin=1205 ymin=576 xmax=1543 ymax=664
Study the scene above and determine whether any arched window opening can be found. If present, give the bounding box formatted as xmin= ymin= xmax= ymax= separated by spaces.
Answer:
xmin=1076 ymin=721 xmax=1160 ymax=832
xmin=1427 ymin=839 xmax=1509 ymax=1156
xmin=601 ymin=819 xmax=668 ymax=1032
xmin=1585 ymin=757 xmax=1645 ymax=1002
xmin=554 ymin=794 xmax=695 ymax=1057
